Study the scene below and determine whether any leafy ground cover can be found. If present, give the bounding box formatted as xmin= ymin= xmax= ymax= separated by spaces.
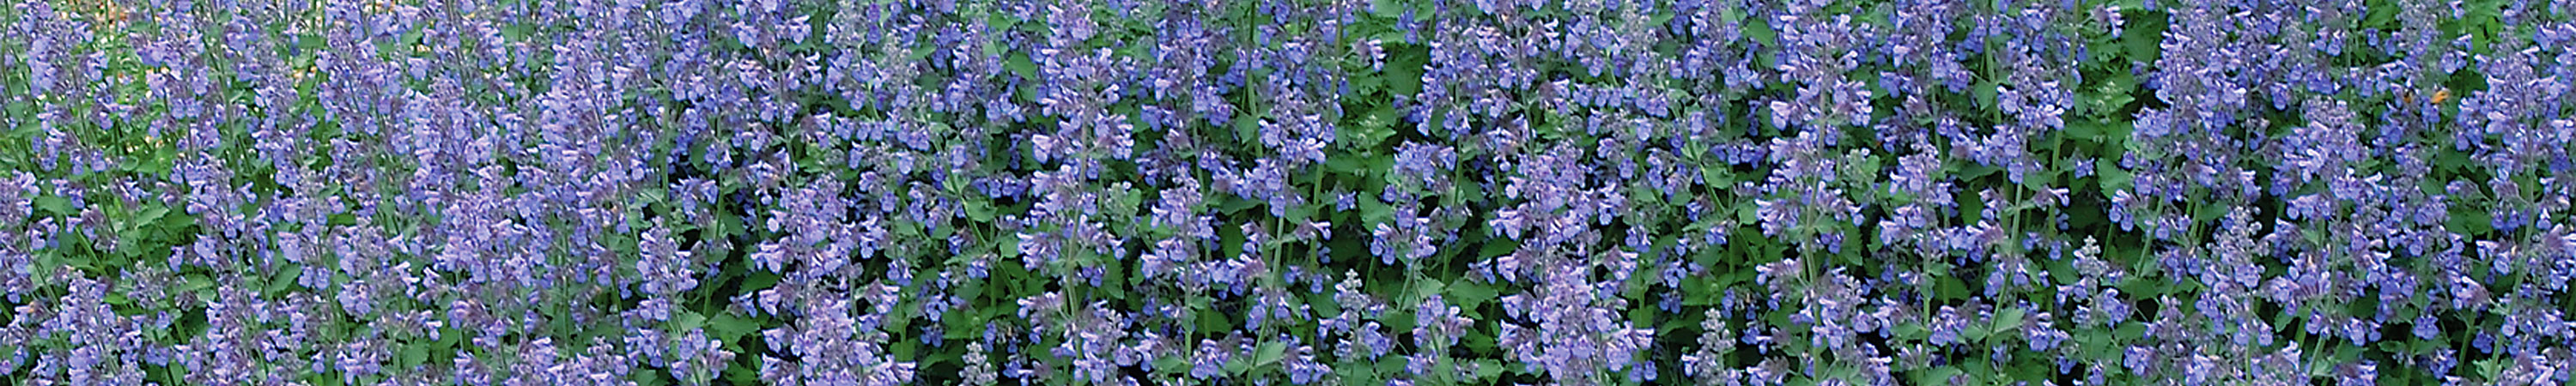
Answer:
xmin=0 ymin=0 xmax=2571 ymax=385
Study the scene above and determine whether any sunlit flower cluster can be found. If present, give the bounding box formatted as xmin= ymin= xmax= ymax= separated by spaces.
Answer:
xmin=1 ymin=0 xmax=2573 ymax=385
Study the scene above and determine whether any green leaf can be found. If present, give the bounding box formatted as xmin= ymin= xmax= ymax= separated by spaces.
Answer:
xmin=1252 ymin=340 xmax=1286 ymax=369
xmin=1005 ymin=52 xmax=1039 ymax=78
xmin=965 ymin=200 xmax=997 ymax=222
xmin=708 ymin=314 xmax=761 ymax=342
xmin=2180 ymin=202 xmax=2218 ymax=222
xmin=1701 ymin=165 xmax=1734 ymax=187
xmin=1961 ymin=321 xmax=1991 ymax=342
xmin=1993 ymin=306 xmax=2027 ymax=333
xmin=1412 ymin=276 xmax=1447 ymax=305
xmin=1157 ymin=355 xmax=1187 ymax=375
xmin=999 ymin=231 xmax=1022 ymax=257
xmin=2450 ymin=208 xmax=2494 ymax=236
xmin=2096 ymin=161 xmax=2135 ymax=193
xmin=176 ymin=274 xmax=216 ymax=296
xmin=1743 ymin=15 xmax=1777 ymax=46
xmin=2122 ymin=10 xmax=2168 ymax=63
xmin=1382 ymin=46 xmax=1428 ymax=97
xmin=1344 ymin=106 xmax=1402 ymax=149
xmin=1478 ymin=237 xmax=1520 ymax=258
xmin=674 ymin=311 xmax=708 ymax=332
xmin=2020 ymin=170 xmax=2059 ymax=192
xmin=1893 ymin=323 xmax=1929 ymax=341
xmin=1447 ymin=280 xmax=1498 ymax=311
xmin=723 ymin=365 xmax=763 ymax=385
xmin=1935 ymin=274 xmax=1970 ymax=301
xmin=1975 ymin=79 xmax=2002 ymax=110
xmin=1913 ymin=365 xmax=1965 ymax=386
xmin=265 ymin=267 xmax=301 ymax=295
xmin=398 ymin=343 xmax=429 ymax=370
xmin=1370 ymin=0 xmax=1406 ymax=15
xmin=34 ymin=196 xmax=73 ymax=216
xmin=136 ymin=206 xmax=172 ymax=226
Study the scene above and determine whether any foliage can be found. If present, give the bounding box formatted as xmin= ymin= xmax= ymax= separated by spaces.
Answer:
xmin=0 ymin=0 xmax=2568 ymax=385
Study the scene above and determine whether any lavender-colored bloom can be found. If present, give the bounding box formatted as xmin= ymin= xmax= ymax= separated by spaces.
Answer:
xmin=6 ymin=0 xmax=2568 ymax=385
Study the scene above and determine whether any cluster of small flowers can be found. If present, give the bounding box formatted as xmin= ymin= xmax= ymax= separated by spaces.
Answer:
xmin=8 ymin=0 xmax=2576 ymax=385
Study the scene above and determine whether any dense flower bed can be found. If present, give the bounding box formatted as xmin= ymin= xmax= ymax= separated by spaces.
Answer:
xmin=3 ymin=0 xmax=2573 ymax=384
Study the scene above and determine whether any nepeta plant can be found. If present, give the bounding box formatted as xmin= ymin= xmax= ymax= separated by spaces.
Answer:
xmin=0 ymin=0 xmax=2573 ymax=385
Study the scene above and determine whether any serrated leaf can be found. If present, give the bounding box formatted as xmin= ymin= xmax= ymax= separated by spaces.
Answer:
xmin=34 ymin=196 xmax=73 ymax=216
xmin=965 ymin=200 xmax=997 ymax=222
xmin=1447 ymin=280 xmax=1497 ymax=310
xmin=708 ymin=314 xmax=760 ymax=342
xmin=2097 ymin=162 xmax=2135 ymax=193
xmin=1915 ymin=365 xmax=1965 ymax=386
xmin=1701 ymin=165 xmax=1733 ymax=187
xmin=1893 ymin=323 xmax=1929 ymax=341
xmin=1412 ymin=276 xmax=1446 ymax=305
xmin=266 ymin=267 xmax=301 ymax=295
xmin=1962 ymin=322 xmax=1992 ymax=342
xmin=1993 ymin=306 xmax=2027 ymax=333
xmin=398 ymin=343 xmax=429 ymax=370
xmin=2450 ymin=209 xmax=2494 ymax=236
xmin=1253 ymin=341 xmax=1285 ymax=368
xmin=674 ymin=311 xmax=708 ymax=332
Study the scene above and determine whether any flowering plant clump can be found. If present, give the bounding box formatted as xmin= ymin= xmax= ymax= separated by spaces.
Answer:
xmin=2 ymin=0 xmax=2574 ymax=385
